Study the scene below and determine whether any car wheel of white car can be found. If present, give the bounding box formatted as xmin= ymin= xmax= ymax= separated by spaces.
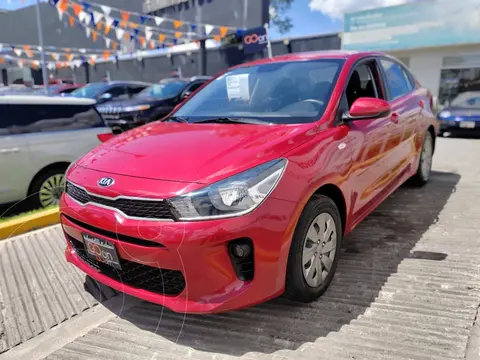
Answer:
xmin=30 ymin=168 xmax=67 ymax=209
xmin=285 ymin=195 xmax=342 ymax=302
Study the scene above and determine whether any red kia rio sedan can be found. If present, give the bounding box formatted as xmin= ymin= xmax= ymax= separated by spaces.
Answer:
xmin=60 ymin=51 xmax=437 ymax=313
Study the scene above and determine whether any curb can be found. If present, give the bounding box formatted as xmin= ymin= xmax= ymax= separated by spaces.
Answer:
xmin=0 ymin=208 xmax=60 ymax=241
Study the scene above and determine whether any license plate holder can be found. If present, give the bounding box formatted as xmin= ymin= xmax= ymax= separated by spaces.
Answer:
xmin=460 ymin=121 xmax=476 ymax=129
xmin=82 ymin=233 xmax=122 ymax=270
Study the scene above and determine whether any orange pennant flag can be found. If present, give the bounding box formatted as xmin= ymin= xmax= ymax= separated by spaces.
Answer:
xmin=31 ymin=62 xmax=38 ymax=70
xmin=124 ymin=32 xmax=130 ymax=41
xmin=129 ymin=22 xmax=138 ymax=29
xmin=214 ymin=35 xmax=221 ymax=42
xmin=219 ymin=26 xmax=228 ymax=38
xmin=96 ymin=21 xmax=103 ymax=31
xmin=111 ymin=41 xmax=118 ymax=50
xmin=120 ymin=20 xmax=127 ymax=28
xmin=158 ymin=34 xmax=165 ymax=43
xmin=68 ymin=15 xmax=75 ymax=27
xmin=92 ymin=31 xmax=98 ymax=42
xmin=89 ymin=57 xmax=96 ymax=65
xmin=72 ymin=2 xmax=82 ymax=16
xmin=58 ymin=0 xmax=68 ymax=13
xmin=23 ymin=46 xmax=33 ymax=58
xmin=103 ymin=51 xmax=111 ymax=61
xmin=66 ymin=53 xmax=74 ymax=61
xmin=121 ymin=11 xmax=130 ymax=22
xmin=139 ymin=37 xmax=146 ymax=47
xmin=104 ymin=24 xmax=111 ymax=35
xmin=0 ymin=58 xmax=5 ymax=64
xmin=149 ymin=40 xmax=155 ymax=49
xmin=175 ymin=32 xmax=182 ymax=39
xmin=56 ymin=62 xmax=63 ymax=69
xmin=173 ymin=20 xmax=183 ymax=29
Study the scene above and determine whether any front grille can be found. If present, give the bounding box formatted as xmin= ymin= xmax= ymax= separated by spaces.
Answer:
xmin=68 ymin=235 xmax=185 ymax=296
xmin=66 ymin=182 xmax=174 ymax=220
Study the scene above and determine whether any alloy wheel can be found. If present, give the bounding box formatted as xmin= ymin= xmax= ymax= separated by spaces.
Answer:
xmin=39 ymin=174 xmax=66 ymax=208
xmin=420 ymin=134 xmax=433 ymax=180
xmin=302 ymin=212 xmax=337 ymax=288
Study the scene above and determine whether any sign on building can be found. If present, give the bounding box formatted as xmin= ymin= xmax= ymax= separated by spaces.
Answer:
xmin=343 ymin=0 xmax=480 ymax=51
xmin=143 ymin=0 xmax=188 ymax=13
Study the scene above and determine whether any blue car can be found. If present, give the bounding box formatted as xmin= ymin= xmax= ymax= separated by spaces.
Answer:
xmin=438 ymin=91 xmax=480 ymax=136
xmin=68 ymin=81 xmax=151 ymax=104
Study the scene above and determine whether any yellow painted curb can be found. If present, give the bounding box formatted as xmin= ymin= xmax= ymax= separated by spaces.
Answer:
xmin=0 ymin=208 xmax=60 ymax=241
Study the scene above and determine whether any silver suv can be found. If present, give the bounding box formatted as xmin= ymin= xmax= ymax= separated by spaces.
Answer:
xmin=0 ymin=95 xmax=113 ymax=209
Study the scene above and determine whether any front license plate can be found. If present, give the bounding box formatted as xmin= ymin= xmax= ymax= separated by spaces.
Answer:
xmin=460 ymin=121 xmax=476 ymax=129
xmin=82 ymin=233 xmax=122 ymax=270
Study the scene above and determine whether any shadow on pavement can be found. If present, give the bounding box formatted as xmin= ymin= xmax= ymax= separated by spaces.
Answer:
xmin=91 ymin=170 xmax=460 ymax=356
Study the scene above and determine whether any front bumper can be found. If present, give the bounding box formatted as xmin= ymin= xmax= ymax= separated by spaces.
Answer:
xmin=438 ymin=119 xmax=480 ymax=132
xmin=60 ymin=187 xmax=299 ymax=313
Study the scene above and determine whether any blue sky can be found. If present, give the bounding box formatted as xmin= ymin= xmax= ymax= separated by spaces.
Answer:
xmin=269 ymin=0 xmax=343 ymax=39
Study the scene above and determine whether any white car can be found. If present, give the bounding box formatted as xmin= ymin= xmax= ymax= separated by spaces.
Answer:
xmin=0 ymin=95 xmax=113 ymax=209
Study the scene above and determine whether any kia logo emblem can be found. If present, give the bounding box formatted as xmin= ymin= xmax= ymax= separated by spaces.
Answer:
xmin=98 ymin=177 xmax=115 ymax=187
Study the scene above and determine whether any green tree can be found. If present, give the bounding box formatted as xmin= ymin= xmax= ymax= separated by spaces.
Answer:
xmin=270 ymin=0 xmax=294 ymax=35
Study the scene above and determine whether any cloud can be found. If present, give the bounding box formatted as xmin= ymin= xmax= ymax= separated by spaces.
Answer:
xmin=309 ymin=0 xmax=410 ymax=19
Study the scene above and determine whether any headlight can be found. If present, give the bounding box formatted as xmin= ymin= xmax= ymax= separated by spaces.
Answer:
xmin=169 ymin=159 xmax=287 ymax=220
xmin=124 ymin=104 xmax=151 ymax=112
xmin=438 ymin=110 xmax=451 ymax=118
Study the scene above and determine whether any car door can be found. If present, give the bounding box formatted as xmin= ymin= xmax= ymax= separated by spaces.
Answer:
xmin=378 ymin=57 xmax=421 ymax=183
xmin=343 ymin=59 xmax=395 ymax=223
xmin=0 ymin=100 xmax=34 ymax=205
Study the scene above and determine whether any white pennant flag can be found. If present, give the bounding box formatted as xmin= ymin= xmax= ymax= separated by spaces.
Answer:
xmin=17 ymin=61 xmax=23 ymax=68
xmin=85 ymin=27 xmax=91 ymax=38
xmin=78 ymin=11 xmax=88 ymax=24
xmin=79 ymin=48 xmax=86 ymax=53
xmin=33 ymin=60 xmax=40 ymax=67
xmin=154 ymin=17 xmax=164 ymax=26
xmin=37 ymin=46 xmax=42 ymax=51
xmin=105 ymin=38 xmax=111 ymax=48
xmin=93 ymin=11 xmax=103 ymax=25
xmin=205 ymin=24 xmax=215 ymax=35
xmin=145 ymin=27 xmax=153 ymax=41
xmin=51 ymin=53 xmax=60 ymax=61
xmin=115 ymin=28 xmax=125 ymax=41
xmin=13 ymin=49 xmax=22 ymax=57
xmin=104 ymin=15 xmax=114 ymax=27
xmin=47 ymin=63 xmax=55 ymax=70
xmin=69 ymin=62 xmax=76 ymax=69
xmin=57 ymin=6 xmax=64 ymax=21
xmin=100 ymin=5 xmax=111 ymax=16
xmin=90 ymin=55 xmax=97 ymax=62
xmin=0 ymin=44 xmax=3 ymax=52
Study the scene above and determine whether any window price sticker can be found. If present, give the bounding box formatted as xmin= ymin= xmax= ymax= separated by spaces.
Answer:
xmin=226 ymin=74 xmax=250 ymax=101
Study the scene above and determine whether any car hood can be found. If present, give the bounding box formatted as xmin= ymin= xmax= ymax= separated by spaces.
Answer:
xmin=76 ymin=122 xmax=315 ymax=184
xmin=99 ymin=97 xmax=171 ymax=109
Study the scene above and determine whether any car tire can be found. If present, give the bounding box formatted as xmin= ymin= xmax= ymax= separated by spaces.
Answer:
xmin=29 ymin=167 xmax=67 ymax=209
xmin=409 ymin=131 xmax=434 ymax=187
xmin=284 ymin=195 xmax=342 ymax=303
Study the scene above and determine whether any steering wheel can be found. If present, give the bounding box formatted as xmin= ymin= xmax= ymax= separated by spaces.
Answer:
xmin=301 ymin=99 xmax=324 ymax=110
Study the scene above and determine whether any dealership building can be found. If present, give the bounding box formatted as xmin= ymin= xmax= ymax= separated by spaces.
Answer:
xmin=342 ymin=0 xmax=480 ymax=107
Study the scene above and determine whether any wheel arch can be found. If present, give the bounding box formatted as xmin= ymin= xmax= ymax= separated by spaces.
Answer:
xmin=427 ymin=125 xmax=436 ymax=153
xmin=28 ymin=161 xmax=70 ymax=195
xmin=312 ymin=183 xmax=347 ymax=236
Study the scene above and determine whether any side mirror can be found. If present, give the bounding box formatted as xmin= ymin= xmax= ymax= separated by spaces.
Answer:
xmin=182 ymin=91 xmax=192 ymax=100
xmin=344 ymin=97 xmax=391 ymax=120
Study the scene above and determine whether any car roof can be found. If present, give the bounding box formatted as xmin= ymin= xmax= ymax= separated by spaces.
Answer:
xmin=0 ymin=95 xmax=96 ymax=105
xmin=88 ymin=81 xmax=152 ymax=87
xmin=230 ymin=50 xmax=384 ymax=70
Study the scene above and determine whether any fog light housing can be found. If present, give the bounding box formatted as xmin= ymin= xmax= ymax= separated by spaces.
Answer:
xmin=228 ymin=239 xmax=254 ymax=281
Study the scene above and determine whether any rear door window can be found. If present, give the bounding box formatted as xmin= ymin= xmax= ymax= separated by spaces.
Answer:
xmin=105 ymin=86 xmax=129 ymax=100
xmin=380 ymin=59 xmax=415 ymax=100
xmin=0 ymin=104 xmax=105 ymax=135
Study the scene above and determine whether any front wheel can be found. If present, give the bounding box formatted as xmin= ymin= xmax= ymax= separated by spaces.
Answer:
xmin=409 ymin=131 xmax=434 ymax=187
xmin=29 ymin=168 xmax=66 ymax=209
xmin=284 ymin=195 xmax=342 ymax=302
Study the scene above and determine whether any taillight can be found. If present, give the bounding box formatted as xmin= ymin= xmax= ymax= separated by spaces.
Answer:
xmin=97 ymin=133 xmax=114 ymax=142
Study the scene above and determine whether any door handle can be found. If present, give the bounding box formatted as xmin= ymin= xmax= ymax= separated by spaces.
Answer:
xmin=390 ymin=112 xmax=399 ymax=124
xmin=0 ymin=148 xmax=20 ymax=154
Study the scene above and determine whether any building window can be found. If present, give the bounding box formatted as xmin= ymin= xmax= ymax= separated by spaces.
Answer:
xmin=439 ymin=55 xmax=480 ymax=106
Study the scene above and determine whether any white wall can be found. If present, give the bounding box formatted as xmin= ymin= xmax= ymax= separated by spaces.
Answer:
xmin=389 ymin=44 xmax=480 ymax=101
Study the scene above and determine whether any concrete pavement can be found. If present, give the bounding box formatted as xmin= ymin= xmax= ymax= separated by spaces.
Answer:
xmin=2 ymin=137 xmax=480 ymax=360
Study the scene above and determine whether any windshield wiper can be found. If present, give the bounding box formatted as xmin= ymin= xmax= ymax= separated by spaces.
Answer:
xmin=193 ymin=117 xmax=269 ymax=125
xmin=168 ymin=116 xmax=189 ymax=123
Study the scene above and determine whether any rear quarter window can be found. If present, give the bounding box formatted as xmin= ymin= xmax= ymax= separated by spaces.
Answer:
xmin=0 ymin=104 xmax=105 ymax=135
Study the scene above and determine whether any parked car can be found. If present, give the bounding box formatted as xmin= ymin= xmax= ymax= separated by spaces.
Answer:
xmin=96 ymin=76 xmax=212 ymax=132
xmin=0 ymin=95 xmax=113 ymax=209
xmin=69 ymin=81 xmax=151 ymax=104
xmin=437 ymin=91 xmax=480 ymax=136
xmin=60 ymin=51 xmax=437 ymax=313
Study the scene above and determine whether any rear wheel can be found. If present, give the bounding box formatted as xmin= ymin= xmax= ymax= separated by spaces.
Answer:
xmin=409 ymin=131 xmax=434 ymax=186
xmin=30 ymin=168 xmax=67 ymax=209
xmin=285 ymin=195 xmax=342 ymax=302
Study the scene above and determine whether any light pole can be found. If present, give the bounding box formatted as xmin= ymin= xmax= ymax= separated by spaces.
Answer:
xmin=35 ymin=0 xmax=49 ymax=93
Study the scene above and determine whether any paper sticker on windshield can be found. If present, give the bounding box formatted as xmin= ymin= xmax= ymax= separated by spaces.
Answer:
xmin=226 ymin=74 xmax=250 ymax=101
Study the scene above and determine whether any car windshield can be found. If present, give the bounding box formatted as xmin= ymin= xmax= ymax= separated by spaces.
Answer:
xmin=450 ymin=92 xmax=480 ymax=108
xmin=137 ymin=81 xmax=187 ymax=99
xmin=174 ymin=59 xmax=344 ymax=124
xmin=70 ymin=83 xmax=108 ymax=98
